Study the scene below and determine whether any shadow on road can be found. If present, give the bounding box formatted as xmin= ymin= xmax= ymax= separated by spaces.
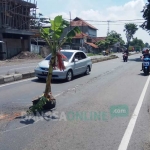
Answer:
xmin=128 ymin=58 xmax=142 ymax=62
xmin=14 ymin=115 xmax=35 ymax=125
xmin=20 ymin=119 xmax=35 ymax=125
xmin=14 ymin=109 xmax=59 ymax=125
xmin=137 ymin=73 xmax=149 ymax=76
xmin=31 ymin=74 xmax=88 ymax=84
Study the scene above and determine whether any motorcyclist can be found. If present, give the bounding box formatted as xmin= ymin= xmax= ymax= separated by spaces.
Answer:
xmin=123 ymin=49 xmax=129 ymax=55
xmin=141 ymin=49 xmax=150 ymax=71
xmin=123 ymin=49 xmax=129 ymax=62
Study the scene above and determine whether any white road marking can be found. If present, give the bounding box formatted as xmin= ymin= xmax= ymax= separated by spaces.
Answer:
xmin=0 ymin=93 xmax=62 ymax=134
xmin=0 ymin=120 xmax=40 ymax=134
xmin=0 ymin=77 xmax=36 ymax=88
xmin=118 ymin=75 xmax=150 ymax=150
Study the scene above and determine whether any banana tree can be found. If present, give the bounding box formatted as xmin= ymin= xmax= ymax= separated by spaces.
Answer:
xmin=27 ymin=15 xmax=80 ymax=114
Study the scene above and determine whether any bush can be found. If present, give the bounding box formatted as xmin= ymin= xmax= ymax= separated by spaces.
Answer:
xmin=87 ymin=53 xmax=96 ymax=56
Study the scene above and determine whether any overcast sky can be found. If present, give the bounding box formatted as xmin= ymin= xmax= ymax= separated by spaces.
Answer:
xmin=35 ymin=0 xmax=149 ymax=44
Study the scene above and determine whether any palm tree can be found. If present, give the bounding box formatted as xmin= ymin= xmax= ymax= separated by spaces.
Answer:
xmin=27 ymin=15 xmax=80 ymax=114
xmin=124 ymin=23 xmax=138 ymax=51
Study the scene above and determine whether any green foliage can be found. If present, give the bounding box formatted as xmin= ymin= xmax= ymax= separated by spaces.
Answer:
xmin=96 ymin=40 xmax=108 ymax=50
xmin=40 ymin=15 xmax=80 ymax=51
xmin=141 ymin=1 xmax=150 ymax=32
xmin=130 ymin=37 xmax=144 ymax=49
xmin=107 ymin=31 xmax=125 ymax=45
xmin=124 ymin=23 xmax=138 ymax=42
xmin=27 ymin=96 xmax=48 ymax=115
xmin=87 ymin=53 xmax=97 ymax=56
xmin=144 ymin=42 xmax=149 ymax=47
xmin=96 ymin=30 xmax=125 ymax=50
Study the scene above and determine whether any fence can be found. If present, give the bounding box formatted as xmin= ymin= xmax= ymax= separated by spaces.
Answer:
xmin=30 ymin=44 xmax=40 ymax=54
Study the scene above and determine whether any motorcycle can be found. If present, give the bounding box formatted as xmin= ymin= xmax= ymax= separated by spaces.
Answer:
xmin=142 ymin=57 xmax=150 ymax=75
xmin=123 ymin=53 xmax=128 ymax=62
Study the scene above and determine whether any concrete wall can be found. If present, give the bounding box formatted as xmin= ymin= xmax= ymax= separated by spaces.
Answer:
xmin=3 ymin=38 xmax=29 ymax=58
xmin=87 ymin=27 xmax=97 ymax=37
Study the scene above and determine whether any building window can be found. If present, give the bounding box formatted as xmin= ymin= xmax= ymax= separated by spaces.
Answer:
xmin=75 ymin=39 xmax=80 ymax=43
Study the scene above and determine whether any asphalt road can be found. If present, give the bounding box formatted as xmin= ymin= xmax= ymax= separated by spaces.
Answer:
xmin=0 ymin=53 xmax=150 ymax=150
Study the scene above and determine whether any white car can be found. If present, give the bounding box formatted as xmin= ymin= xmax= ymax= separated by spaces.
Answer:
xmin=35 ymin=50 xmax=92 ymax=81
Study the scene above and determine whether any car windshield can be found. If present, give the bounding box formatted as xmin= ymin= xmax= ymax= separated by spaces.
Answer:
xmin=45 ymin=51 xmax=73 ymax=61
xmin=45 ymin=54 xmax=51 ymax=60
xmin=61 ymin=51 xmax=73 ymax=60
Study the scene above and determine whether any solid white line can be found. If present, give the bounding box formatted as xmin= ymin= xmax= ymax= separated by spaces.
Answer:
xmin=118 ymin=75 xmax=150 ymax=150
xmin=0 ymin=77 xmax=36 ymax=88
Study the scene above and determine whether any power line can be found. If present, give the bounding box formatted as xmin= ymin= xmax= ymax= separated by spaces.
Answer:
xmin=63 ymin=18 xmax=145 ymax=23
xmin=91 ymin=22 xmax=144 ymax=25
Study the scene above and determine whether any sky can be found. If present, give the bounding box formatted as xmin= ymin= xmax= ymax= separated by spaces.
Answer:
xmin=33 ymin=0 xmax=149 ymax=43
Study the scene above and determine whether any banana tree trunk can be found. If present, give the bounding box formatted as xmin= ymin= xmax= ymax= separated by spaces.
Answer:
xmin=44 ymin=54 xmax=56 ymax=98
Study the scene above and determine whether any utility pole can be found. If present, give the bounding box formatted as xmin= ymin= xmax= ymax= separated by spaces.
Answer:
xmin=69 ymin=11 xmax=71 ymax=49
xmin=82 ymin=21 xmax=83 ymax=50
xmin=107 ymin=20 xmax=110 ymax=36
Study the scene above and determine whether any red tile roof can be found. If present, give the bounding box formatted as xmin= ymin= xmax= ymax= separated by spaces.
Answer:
xmin=73 ymin=32 xmax=88 ymax=39
xmin=71 ymin=17 xmax=98 ymax=30
xmin=91 ymin=37 xmax=106 ymax=43
xmin=85 ymin=42 xmax=98 ymax=49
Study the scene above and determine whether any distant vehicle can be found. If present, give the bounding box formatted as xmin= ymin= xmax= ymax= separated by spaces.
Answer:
xmin=34 ymin=50 xmax=92 ymax=81
xmin=129 ymin=46 xmax=134 ymax=52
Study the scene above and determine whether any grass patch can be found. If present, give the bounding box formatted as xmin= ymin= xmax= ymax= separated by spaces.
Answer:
xmin=87 ymin=53 xmax=102 ymax=56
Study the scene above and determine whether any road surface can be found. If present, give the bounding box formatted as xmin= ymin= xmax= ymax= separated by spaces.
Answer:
xmin=0 ymin=53 xmax=149 ymax=150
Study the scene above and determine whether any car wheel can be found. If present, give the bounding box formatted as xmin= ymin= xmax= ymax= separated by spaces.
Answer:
xmin=66 ymin=70 xmax=73 ymax=81
xmin=85 ymin=66 xmax=90 ymax=75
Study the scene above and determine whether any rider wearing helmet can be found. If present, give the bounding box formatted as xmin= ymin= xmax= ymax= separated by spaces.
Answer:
xmin=141 ymin=49 xmax=150 ymax=71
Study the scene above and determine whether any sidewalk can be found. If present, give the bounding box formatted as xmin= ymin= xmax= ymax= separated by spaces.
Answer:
xmin=0 ymin=54 xmax=121 ymax=85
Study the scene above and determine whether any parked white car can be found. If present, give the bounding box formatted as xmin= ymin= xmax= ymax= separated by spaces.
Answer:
xmin=35 ymin=50 xmax=92 ymax=81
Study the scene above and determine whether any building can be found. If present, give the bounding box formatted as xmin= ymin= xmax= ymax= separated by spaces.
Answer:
xmin=62 ymin=17 xmax=105 ymax=53
xmin=0 ymin=0 xmax=37 ymax=60
xmin=30 ymin=17 xmax=106 ymax=54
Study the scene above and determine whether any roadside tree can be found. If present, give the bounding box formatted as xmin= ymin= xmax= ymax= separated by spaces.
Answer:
xmin=28 ymin=15 xmax=80 ymax=114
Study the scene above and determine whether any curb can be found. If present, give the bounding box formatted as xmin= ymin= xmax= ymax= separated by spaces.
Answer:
xmin=92 ymin=55 xmax=118 ymax=64
xmin=0 ymin=55 xmax=118 ymax=85
xmin=0 ymin=72 xmax=35 ymax=85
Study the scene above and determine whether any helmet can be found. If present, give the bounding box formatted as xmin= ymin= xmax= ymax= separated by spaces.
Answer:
xmin=146 ymin=49 xmax=149 ymax=52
